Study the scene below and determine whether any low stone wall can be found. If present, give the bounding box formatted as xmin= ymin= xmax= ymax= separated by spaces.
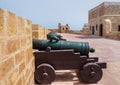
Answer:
xmin=105 ymin=32 xmax=120 ymax=40
xmin=0 ymin=8 xmax=34 ymax=85
xmin=32 ymin=24 xmax=50 ymax=39
xmin=68 ymin=30 xmax=90 ymax=35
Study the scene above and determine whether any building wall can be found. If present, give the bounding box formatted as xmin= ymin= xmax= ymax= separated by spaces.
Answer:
xmin=0 ymin=9 xmax=34 ymax=85
xmin=32 ymin=24 xmax=50 ymax=39
xmin=81 ymin=24 xmax=90 ymax=35
xmin=89 ymin=2 xmax=120 ymax=40
xmin=58 ymin=23 xmax=70 ymax=33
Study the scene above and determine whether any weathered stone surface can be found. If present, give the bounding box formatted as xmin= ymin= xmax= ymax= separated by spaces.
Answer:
xmin=7 ymin=11 xmax=17 ymax=36
xmin=25 ymin=20 xmax=32 ymax=34
xmin=32 ymin=32 xmax=39 ymax=39
xmin=32 ymin=24 xmax=50 ymax=39
xmin=9 ymin=68 xmax=19 ymax=85
xmin=0 ymin=9 xmax=4 ymax=37
xmin=15 ymin=77 xmax=22 ymax=85
xmin=0 ymin=38 xmax=7 ymax=58
xmin=26 ymin=35 xmax=32 ymax=45
xmin=15 ymin=51 xmax=24 ymax=65
xmin=7 ymin=38 xmax=20 ymax=54
xmin=27 ymin=48 xmax=33 ymax=62
xmin=0 ymin=57 xmax=14 ymax=80
xmin=0 ymin=79 xmax=7 ymax=85
xmin=20 ymin=37 xmax=27 ymax=47
xmin=19 ymin=61 xmax=25 ymax=74
xmin=17 ymin=16 xmax=25 ymax=35
xmin=0 ymin=8 xmax=34 ymax=85
xmin=89 ymin=2 xmax=120 ymax=40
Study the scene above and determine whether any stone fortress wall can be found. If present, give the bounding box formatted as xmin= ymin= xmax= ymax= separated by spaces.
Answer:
xmin=89 ymin=2 xmax=120 ymax=40
xmin=0 ymin=8 xmax=50 ymax=85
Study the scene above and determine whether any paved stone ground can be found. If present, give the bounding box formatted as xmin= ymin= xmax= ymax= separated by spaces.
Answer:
xmin=39 ymin=33 xmax=120 ymax=85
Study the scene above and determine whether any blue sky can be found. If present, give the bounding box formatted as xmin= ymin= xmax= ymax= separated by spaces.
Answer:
xmin=0 ymin=0 xmax=119 ymax=30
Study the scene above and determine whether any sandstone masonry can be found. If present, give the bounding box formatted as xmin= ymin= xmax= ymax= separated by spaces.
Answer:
xmin=58 ymin=23 xmax=70 ymax=33
xmin=32 ymin=24 xmax=50 ymax=39
xmin=89 ymin=2 xmax=120 ymax=40
xmin=0 ymin=8 xmax=34 ymax=85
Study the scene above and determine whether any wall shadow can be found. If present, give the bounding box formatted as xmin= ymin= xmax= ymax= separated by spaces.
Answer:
xmin=75 ymin=35 xmax=103 ymax=39
xmin=55 ymin=71 xmax=77 ymax=82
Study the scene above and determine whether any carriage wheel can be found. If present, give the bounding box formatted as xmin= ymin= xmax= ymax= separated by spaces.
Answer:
xmin=35 ymin=63 xmax=55 ymax=84
xmin=80 ymin=63 xmax=103 ymax=83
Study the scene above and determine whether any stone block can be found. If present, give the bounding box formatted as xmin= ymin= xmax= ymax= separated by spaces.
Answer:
xmin=0 ymin=57 xmax=14 ymax=80
xmin=28 ymin=72 xmax=34 ymax=85
xmin=15 ymin=51 xmax=24 ymax=65
xmin=7 ymin=11 xmax=17 ymax=36
xmin=25 ymin=70 xmax=34 ymax=85
xmin=0 ymin=79 xmax=7 ymax=85
xmin=24 ymin=50 xmax=28 ymax=65
xmin=32 ymin=24 xmax=39 ymax=30
xmin=19 ymin=61 xmax=25 ymax=74
xmin=0 ymin=9 xmax=4 ymax=37
xmin=20 ymin=37 xmax=27 ymax=48
xmin=27 ymin=48 xmax=33 ymax=61
xmin=26 ymin=35 xmax=32 ymax=45
xmin=7 ymin=37 xmax=20 ymax=54
xmin=23 ymin=68 xmax=30 ymax=83
xmin=8 ymin=68 xmax=19 ymax=85
xmin=25 ymin=20 xmax=32 ymax=35
xmin=15 ymin=77 xmax=22 ymax=85
xmin=17 ymin=16 xmax=25 ymax=35
xmin=0 ymin=38 xmax=8 ymax=60
xmin=32 ymin=32 xmax=39 ymax=39
xmin=25 ymin=48 xmax=33 ymax=64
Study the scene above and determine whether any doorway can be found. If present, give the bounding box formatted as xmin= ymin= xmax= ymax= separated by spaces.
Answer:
xmin=99 ymin=24 xmax=103 ymax=36
xmin=92 ymin=26 xmax=94 ymax=35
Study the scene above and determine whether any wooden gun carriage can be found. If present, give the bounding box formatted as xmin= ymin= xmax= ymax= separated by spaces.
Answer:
xmin=33 ymin=39 xmax=106 ymax=84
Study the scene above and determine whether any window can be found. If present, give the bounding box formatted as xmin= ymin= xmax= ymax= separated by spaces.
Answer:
xmin=118 ymin=25 xmax=120 ymax=31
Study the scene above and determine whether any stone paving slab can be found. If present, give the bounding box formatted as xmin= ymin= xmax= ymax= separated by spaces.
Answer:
xmin=37 ymin=33 xmax=120 ymax=85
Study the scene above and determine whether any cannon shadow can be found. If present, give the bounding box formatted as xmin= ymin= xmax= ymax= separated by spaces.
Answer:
xmin=35 ymin=70 xmax=87 ymax=85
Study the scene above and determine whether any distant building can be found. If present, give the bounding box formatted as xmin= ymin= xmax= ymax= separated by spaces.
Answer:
xmin=58 ymin=23 xmax=70 ymax=33
xmin=89 ymin=2 xmax=120 ymax=39
xmin=82 ymin=23 xmax=89 ymax=31
xmin=82 ymin=23 xmax=90 ymax=35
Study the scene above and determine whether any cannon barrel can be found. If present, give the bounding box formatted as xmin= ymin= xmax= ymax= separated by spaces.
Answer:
xmin=33 ymin=39 xmax=95 ymax=55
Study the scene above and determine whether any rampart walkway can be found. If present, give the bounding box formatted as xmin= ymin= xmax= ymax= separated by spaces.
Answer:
xmin=48 ymin=33 xmax=120 ymax=85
